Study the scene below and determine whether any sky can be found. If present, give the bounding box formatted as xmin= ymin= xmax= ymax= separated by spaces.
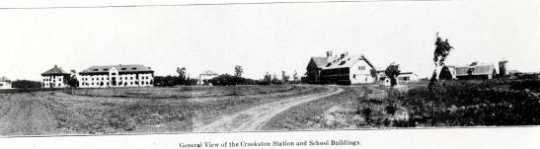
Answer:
xmin=1 ymin=0 xmax=539 ymax=81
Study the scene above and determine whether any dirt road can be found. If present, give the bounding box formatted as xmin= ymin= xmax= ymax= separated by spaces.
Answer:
xmin=194 ymin=87 xmax=344 ymax=132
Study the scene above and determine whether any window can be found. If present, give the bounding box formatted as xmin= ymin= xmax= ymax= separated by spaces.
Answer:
xmin=131 ymin=67 xmax=136 ymax=70
xmin=121 ymin=68 xmax=127 ymax=70
xmin=353 ymin=74 xmax=357 ymax=79
xmin=111 ymin=73 xmax=116 ymax=75
xmin=93 ymin=69 xmax=99 ymax=71
xmin=339 ymin=61 xmax=346 ymax=65
xmin=358 ymin=66 xmax=366 ymax=70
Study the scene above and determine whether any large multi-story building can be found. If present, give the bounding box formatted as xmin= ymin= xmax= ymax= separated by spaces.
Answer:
xmin=41 ymin=65 xmax=70 ymax=88
xmin=78 ymin=64 xmax=154 ymax=88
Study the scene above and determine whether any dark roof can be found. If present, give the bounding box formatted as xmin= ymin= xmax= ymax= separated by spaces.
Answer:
xmin=80 ymin=64 xmax=153 ymax=75
xmin=310 ymin=57 xmax=328 ymax=68
xmin=455 ymin=64 xmax=495 ymax=76
xmin=41 ymin=65 xmax=69 ymax=76
xmin=322 ymin=54 xmax=376 ymax=70
xmin=200 ymin=70 xmax=218 ymax=75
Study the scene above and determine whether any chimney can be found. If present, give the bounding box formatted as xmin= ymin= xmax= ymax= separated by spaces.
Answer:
xmin=326 ymin=50 xmax=333 ymax=59
xmin=499 ymin=60 xmax=508 ymax=76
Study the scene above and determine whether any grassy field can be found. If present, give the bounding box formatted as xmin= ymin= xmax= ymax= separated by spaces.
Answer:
xmin=2 ymin=80 xmax=538 ymax=135
xmin=0 ymin=85 xmax=327 ymax=135
xmin=264 ymin=79 xmax=540 ymax=130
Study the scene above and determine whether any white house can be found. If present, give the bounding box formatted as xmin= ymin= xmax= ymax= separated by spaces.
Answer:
xmin=41 ymin=65 xmax=70 ymax=88
xmin=78 ymin=64 xmax=154 ymax=88
xmin=319 ymin=52 xmax=377 ymax=85
xmin=0 ymin=76 xmax=12 ymax=89
xmin=378 ymin=71 xmax=420 ymax=86
xmin=198 ymin=70 xmax=219 ymax=85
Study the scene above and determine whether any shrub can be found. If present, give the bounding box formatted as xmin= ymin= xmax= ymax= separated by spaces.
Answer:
xmin=11 ymin=80 xmax=42 ymax=89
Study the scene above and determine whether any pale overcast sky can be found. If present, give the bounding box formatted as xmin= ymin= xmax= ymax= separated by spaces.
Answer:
xmin=1 ymin=0 xmax=539 ymax=81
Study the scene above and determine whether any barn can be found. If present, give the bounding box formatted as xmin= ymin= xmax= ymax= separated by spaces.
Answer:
xmin=319 ymin=52 xmax=377 ymax=85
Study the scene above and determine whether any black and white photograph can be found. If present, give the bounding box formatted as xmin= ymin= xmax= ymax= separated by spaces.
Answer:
xmin=0 ymin=0 xmax=539 ymax=148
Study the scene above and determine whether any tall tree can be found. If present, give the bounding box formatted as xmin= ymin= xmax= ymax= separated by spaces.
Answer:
xmin=429 ymin=33 xmax=454 ymax=88
xmin=176 ymin=67 xmax=186 ymax=81
xmin=384 ymin=63 xmax=401 ymax=87
xmin=67 ymin=69 xmax=79 ymax=88
xmin=292 ymin=71 xmax=299 ymax=83
xmin=433 ymin=32 xmax=453 ymax=67
xmin=234 ymin=65 xmax=243 ymax=77
xmin=281 ymin=70 xmax=290 ymax=83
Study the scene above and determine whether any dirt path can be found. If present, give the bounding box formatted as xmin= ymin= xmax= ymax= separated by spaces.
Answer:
xmin=193 ymin=87 xmax=344 ymax=132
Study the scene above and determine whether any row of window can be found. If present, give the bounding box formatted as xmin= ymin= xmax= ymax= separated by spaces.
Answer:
xmin=81 ymin=81 xmax=152 ymax=86
xmin=81 ymin=76 xmax=151 ymax=81
xmin=43 ymin=78 xmax=62 ymax=82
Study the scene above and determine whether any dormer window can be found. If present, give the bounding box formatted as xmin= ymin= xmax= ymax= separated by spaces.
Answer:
xmin=103 ymin=68 xmax=109 ymax=71
xmin=339 ymin=61 xmax=346 ymax=65
xmin=131 ymin=67 xmax=137 ymax=70
xmin=326 ymin=63 xmax=332 ymax=67
xmin=93 ymin=69 xmax=99 ymax=71
xmin=121 ymin=68 xmax=127 ymax=70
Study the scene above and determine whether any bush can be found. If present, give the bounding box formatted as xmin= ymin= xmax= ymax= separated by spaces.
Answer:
xmin=11 ymin=80 xmax=42 ymax=89
xmin=153 ymin=76 xmax=198 ymax=87
xmin=401 ymin=80 xmax=540 ymax=126
xmin=208 ymin=74 xmax=258 ymax=86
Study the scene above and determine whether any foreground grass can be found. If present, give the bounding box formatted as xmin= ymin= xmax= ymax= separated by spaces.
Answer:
xmin=265 ymin=79 xmax=540 ymax=129
xmin=0 ymin=85 xmax=326 ymax=135
xmin=263 ymin=86 xmax=370 ymax=130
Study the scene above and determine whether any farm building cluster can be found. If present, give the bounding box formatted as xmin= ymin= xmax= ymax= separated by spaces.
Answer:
xmin=305 ymin=51 xmax=419 ymax=85
xmin=305 ymin=51 xmax=520 ymax=85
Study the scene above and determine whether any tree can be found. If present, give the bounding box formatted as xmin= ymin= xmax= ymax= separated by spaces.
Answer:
xmin=11 ymin=80 xmax=41 ymax=89
xmin=281 ymin=71 xmax=290 ymax=83
xmin=429 ymin=33 xmax=454 ymax=88
xmin=234 ymin=65 xmax=243 ymax=77
xmin=263 ymin=72 xmax=272 ymax=84
xmin=271 ymin=74 xmax=280 ymax=84
xmin=67 ymin=69 xmax=79 ymax=88
xmin=292 ymin=71 xmax=299 ymax=83
xmin=176 ymin=67 xmax=186 ymax=81
xmin=384 ymin=63 xmax=401 ymax=87
xmin=433 ymin=32 xmax=453 ymax=67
